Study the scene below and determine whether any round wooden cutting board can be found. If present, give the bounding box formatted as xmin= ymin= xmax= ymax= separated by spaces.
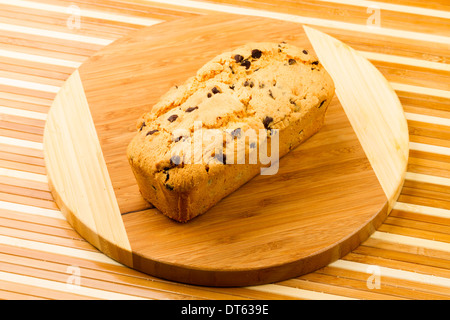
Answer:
xmin=43 ymin=14 xmax=409 ymax=286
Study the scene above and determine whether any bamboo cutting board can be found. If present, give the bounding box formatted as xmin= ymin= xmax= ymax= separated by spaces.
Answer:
xmin=43 ymin=14 xmax=408 ymax=287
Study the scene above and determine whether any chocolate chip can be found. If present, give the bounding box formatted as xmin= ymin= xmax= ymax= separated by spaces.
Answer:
xmin=170 ymin=155 xmax=181 ymax=165
xmin=212 ymin=86 xmax=220 ymax=94
xmin=167 ymin=114 xmax=178 ymax=122
xmin=312 ymin=61 xmax=319 ymax=65
xmin=165 ymin=184 xmax=174 ymax=191
xmin=288 ymin=59 xmax=297 ymax=65
xmin=234 ymin=54 xmax=244 ymax=63
xmin=139 ymin=122 xmax=146 ymax=131
xmin=303 ymin=49 xmax=308 ymax=54
xmin=251 ymin=49 xmax=262 ymax=59
xmin=241 ymin=59 xmax=251 ymax=69
xmin=318 ymin=100 xmax=326 ymax=108
xmin=243 ymin=80 xmax=249 ymax=87
xmin=185 ymin=106 xmax=198 ymax=113
xmin=207 ymin=92 xmax=212 ymax=98
xmin=231 ymin=128 xmax=242 ymax=138
xmin=263 ymin=116 xmax=273 ymax=129
xmin=229 ymin=85 xmax=235 ymax=90
xmin=146 ymin=129 xmax=158 ymax=136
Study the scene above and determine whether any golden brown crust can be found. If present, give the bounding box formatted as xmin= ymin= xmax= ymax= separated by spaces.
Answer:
xmin=127 ymin=42 xmax=335 ymax=222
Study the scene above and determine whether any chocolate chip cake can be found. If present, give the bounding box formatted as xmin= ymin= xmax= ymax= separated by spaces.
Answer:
xmin=127 ymin=42 xmax=335 ymax=222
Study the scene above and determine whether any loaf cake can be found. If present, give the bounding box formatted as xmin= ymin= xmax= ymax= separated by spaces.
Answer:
xmin=127 ymin=42 xmax=335 ymax=222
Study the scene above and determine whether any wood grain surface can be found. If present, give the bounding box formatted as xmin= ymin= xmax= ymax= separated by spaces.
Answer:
xmin=0 ymin=0 xmax=449 ymax=299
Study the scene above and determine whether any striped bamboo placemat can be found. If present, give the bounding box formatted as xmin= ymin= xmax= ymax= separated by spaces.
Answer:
xmin=0 ymin=0 xmax=449 ymax=300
